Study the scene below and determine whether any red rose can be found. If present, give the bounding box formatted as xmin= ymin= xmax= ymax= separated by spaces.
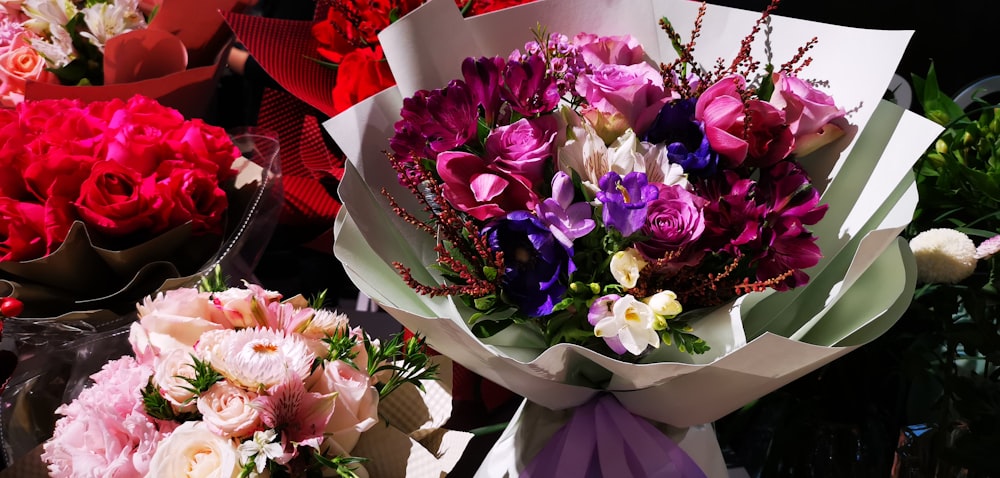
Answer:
xmin=332 ymin=46 xmax=396 ymax=114
xmin=158 ymin=120 xmax=239 ymax=182
xmin=75 ymin=161 xmax=166 ymax=237
xmin=22 ymin=152 xmax=96 ymax=201
xmin=0 ymin=197 xmax=72 ymax=261
xmin=30 ymin=106 xmax=108 ymax=158
xmin=14 ymin=97 xmax=85 ymax=132
xmin=104 ymin=96 xmax=187 ymax=176
xmin=157 ymin=167 xmax=229 ymax=234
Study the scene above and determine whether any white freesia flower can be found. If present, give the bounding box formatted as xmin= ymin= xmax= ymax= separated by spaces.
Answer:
xmin=910 ymin=228 xmax=978 ymax=284
xmin=645 ymin=290 xmax=682 ymax=318
xmin=28 ymin=24 xmax=73 ymax=67
xmin=79 ymin=0 xmax=146 ymax=52
xmin=610 ymin=248 xmax=647 ymax=289
xmin=238 ymin=430 xmax=284 ymax=476
xmin=592 ymin=295 xmax=659 ymax=355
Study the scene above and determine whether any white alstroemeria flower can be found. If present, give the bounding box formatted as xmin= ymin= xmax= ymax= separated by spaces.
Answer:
xmin=636 ymin=141 xmax=689 ymax=189
xmin=238 ymin=429 xmax=284 ymax=475
xmin=609 ymin=248 xmax=647 ymax=289
xmin=592 ymin=295 xmax=660 ymax=356
xmin=22 ymin=0 xmax=77 ymax=34
xmin=29 ymin=23 xmax=74 ymax=67
xmin=559 ymin=116 xmax=609 ymax=193
xmin=80 ymin=0 xmax=146 ymax=52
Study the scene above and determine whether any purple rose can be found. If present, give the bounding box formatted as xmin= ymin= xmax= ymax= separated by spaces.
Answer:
xmin=597 ymin=171 xmax=658 ymax=237
xmin=637 ymin=183 xmax=707 ymax=259
xmin=572 ymin=33 xmax=646 ymax=66
xmin=484 ymin=116 xmax=557 ymax=185
xmin=575 ymin=63 xmax=669 ymax=136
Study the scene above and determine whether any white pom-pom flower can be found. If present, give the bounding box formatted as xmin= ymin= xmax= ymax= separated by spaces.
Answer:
xmin=910 ymin=228 xmax=978 ymax=284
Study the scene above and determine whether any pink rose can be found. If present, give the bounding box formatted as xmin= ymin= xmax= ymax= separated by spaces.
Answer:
xmin=75 ymin=160 xmax=166 ymax=237
xmin=197 ymin=381 xmax=261 ymax=439
xmin=307 ymin=360 xmax=379 ymax=453
xmin=768 ymin=72 xmax=847 ymax=156
xmin=695 ymin=76 xmax=794 ymax=167
xmin=156 ymin=167 xmax=228 ymax=234
xmin=575 ymin=62 xmax=669 ymax=135
xmin=638 ymin=184 xmax=707 ymax=262
xmin=0 ymin=34 xmax=55 ymax=107
xmin=436 ymin=151 xmax=538 ymax=221
xmin=483 ymin=117 xmax=557 ymax=185
xmin=572 ymin=33 xmax=646 ymax=66
xmin=152 ymin=348 xmax=199 ymax=414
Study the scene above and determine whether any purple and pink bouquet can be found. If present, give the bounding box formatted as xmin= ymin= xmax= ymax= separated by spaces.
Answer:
xmin=40 ymin=279 xmax=465 ymax=477
xmin=328 ymin=0 xmax=943 ymax=474
xmin=385 ymin=16 xmax=845 ymax=359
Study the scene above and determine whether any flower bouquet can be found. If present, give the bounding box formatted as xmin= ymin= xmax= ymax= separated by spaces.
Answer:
xmin=327 ymin=0 xmax=943 ymax=474
xmin=1 ymin=0 xmax=253 ymax=118
xmin=0 ymin=95 xmax=281 ymax=340
xmin=26 ymin=279 xmax=470 ymax=477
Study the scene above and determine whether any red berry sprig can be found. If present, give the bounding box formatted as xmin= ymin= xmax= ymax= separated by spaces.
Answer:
xmin=0 ymin=297 xmax=23 ymax=318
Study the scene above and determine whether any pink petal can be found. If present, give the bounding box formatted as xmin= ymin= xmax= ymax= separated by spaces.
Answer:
xmin=470 ymin=172 xmax=510 ymax=202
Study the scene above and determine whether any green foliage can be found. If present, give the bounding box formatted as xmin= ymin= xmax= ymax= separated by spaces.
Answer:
xmin=312 ymin=452 xmax=369 ymax=478
xmin=179 ymin=355 xmax=224 ymax=397
xmin=365 ymin=332 xmax=440 ymax=398
xmin=198 ymin=265 xmax=229 ymax=293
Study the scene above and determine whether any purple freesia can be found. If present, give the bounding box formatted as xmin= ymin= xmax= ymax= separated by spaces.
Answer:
xmin=485 ymin=211 xmax=574 ymax=317
xmin=587 ymin=294 xmax=627 ymax=355
xmin=638 ymin=183 xmax=707 ymax=261
xmin=462 ymin=56 xmax=506 ymax=126
xmin=597 ymin=171 xmax=658 ymax=237
xmin=536 ymin=171 xmax=596 ymax=248
xmin=501 ymin=54 xmax=561 ymax=117
xmin=644 ymin=99 xmax=719 ymax=177
xmin=484 ymin=116 xmax=557 ymax=185
xmin=436 ymin=151 xmax=538 ymax=221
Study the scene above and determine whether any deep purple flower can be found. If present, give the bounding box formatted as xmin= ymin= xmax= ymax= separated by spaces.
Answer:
xmin=755 ymin=161 xmax=827 ymax=289
xmin=536 ymin=172 xmax=596 ymax=248
xmin=637 ymin=183 xmax=707 ymax=261
xmin=500 ymin=54 xmax=561 ymax=117
xmin=596 ymin=171 xmax=658 ymax=237
xmin=643 ymin=99 xmax=719 ymax=177
xmin=395 ymin=80 xmax=479 ymax=156
xmin=699 ymin=172 xmax=767 ymax=255
xmin=462 ymin=56 xmax=506 ymax=126
xmin=485 ymin=211 xmax=574 ymax=317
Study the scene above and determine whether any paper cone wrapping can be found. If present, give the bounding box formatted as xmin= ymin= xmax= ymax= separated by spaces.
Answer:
xmin=23 ymin=0 xmax=253 ymax=119
xmin=326 ymin=0 xmax=943 ymax=475
xmin=1 ymin=133 xmax=282 ymax=340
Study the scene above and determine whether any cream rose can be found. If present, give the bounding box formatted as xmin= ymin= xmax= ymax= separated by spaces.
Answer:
xmin=153 ymin=348 xmax=199 ymax=414
xmin=136 ymin=287 xmax=226 ymax=354
xmin=307 ymin=360 xmax=379 ymax=453
xmin=148 ymin=422 xmax=241 ymax=478
xmin=197 ymin=381 xmax=260 ymax=439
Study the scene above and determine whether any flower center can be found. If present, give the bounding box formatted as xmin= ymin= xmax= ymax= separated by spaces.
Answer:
xmin=251 ymin=341 xmax=279 ymax=354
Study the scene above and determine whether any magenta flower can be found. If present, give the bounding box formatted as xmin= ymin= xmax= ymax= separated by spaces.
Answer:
xmin=536 ymin=171 xmax=595 ymax=248
xmin=394 ymin=80 xmax=479 ymax=157
xmin=769 ymin=72 xmax=847 ymax=154
xmin=436 ymin=151 xmax=538 ymax=221
xmin=597 ymin=171 xmax=658 ymax=237
xmin=572 ymin=33 xmax=646 ymax=66
xmin=483 ymin=116 xmax=557 ymax=185
xmin=699 ymin=171 xmax=767 ymax=255
xmin=695 ymin=76 xmax=750 ymax=166
xmin=462 ymin=56 xmax=506 ymax=126
xmin=501 ymin=54 xmax=561 ymax=117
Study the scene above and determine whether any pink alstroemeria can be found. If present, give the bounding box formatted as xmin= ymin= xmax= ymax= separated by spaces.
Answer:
xmin=254 ymin=374 xmax=337 ymax=452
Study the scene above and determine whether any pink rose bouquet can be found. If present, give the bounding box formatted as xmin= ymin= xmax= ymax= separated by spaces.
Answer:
xmin=41 ymin=278 xmax=459 ymax=477
xmin=0 ymin=95 xmax=246 ymax=321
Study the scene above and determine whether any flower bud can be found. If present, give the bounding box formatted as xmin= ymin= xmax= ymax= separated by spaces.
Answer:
xmin=610 ymin=248 xmax=647 ymax=289
xmin=645 ymin=290 xmax=682 ymax=318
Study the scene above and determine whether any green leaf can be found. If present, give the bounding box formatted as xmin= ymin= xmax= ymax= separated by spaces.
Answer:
xmin=757 ymin=63 xmax=775 ymax=101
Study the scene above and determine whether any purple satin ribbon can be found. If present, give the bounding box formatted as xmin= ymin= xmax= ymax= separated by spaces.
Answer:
xmin=521 ymin=395 xmax=708 ymax=478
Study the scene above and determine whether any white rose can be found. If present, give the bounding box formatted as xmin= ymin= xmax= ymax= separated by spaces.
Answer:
xmin=153 ymin=348 xmax=199 ymax=414
xmin=198 ymin=381 xmax=260 ymax=439
xmin=610 ymin=248 xmax=647 ymax=289
xmin=148 ymin=422 xmax=241 ymax=478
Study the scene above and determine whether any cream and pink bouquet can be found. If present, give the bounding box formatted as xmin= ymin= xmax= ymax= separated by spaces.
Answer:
xmin=39 ymin=276 xmax=464 ymax=477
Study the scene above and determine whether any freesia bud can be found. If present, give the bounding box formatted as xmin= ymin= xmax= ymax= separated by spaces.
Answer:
xmin=645 ymin=290 xmax=682 ymax=318
xmin=610 ymin=248 xmax=647 ymax=288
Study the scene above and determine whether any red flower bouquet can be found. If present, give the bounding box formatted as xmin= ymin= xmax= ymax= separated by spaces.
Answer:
xmin=0 ymin=95 xmax=280 ymax=330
